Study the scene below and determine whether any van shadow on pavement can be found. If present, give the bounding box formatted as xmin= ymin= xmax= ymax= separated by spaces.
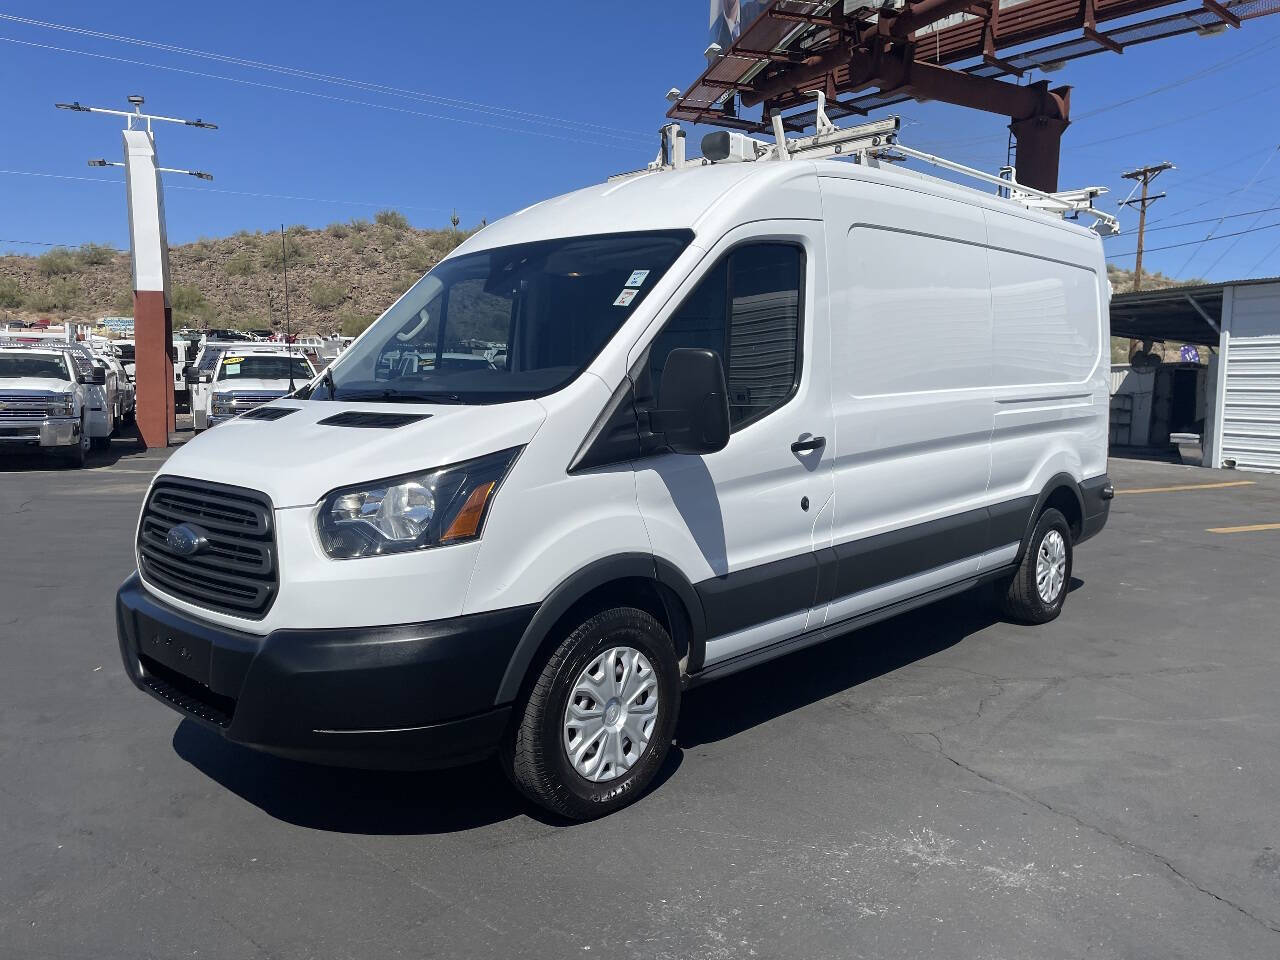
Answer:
xmin=174 ymin=579 xmax=1082 ymax=834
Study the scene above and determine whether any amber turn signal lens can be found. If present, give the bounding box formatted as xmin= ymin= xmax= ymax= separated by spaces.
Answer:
xmin=441 ymin=481 xmax=496 ymax=543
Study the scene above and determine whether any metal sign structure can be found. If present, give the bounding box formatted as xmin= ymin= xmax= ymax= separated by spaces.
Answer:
xmin=670 ymin=0 xmax=1280 ymax=191
xmin=56 ymin=96 xmax=215 ymax=448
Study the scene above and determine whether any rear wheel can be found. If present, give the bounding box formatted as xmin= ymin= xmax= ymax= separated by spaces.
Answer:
xmin=503 ymin=606 xmax=680 ymax=820
xmin=999 ymin=507 xmax=1072 ymax=624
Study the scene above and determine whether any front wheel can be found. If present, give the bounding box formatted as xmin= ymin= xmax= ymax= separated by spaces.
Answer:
xmin=503 ymin=606 xmax=680 ymax=820
xmin=999 ymin=507 xmax=1072 ymax=624
xmin=65 ymin=416 xmax=89 ymax=468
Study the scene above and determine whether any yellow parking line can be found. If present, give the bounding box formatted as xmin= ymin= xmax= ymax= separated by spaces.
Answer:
xmin=1207 ymin=523 xmax=1280 ymax=534
xmin=1117 ymin=480 xmax=1255 ymax=495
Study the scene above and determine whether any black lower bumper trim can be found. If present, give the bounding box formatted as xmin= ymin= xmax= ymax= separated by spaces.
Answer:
xmin=116 ymin=573 xmax=535 ymax=770
xmin=1078 ymin=474 xmax=1112 ymax=545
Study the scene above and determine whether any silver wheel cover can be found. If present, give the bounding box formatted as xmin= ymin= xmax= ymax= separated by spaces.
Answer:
xmin=563 ymin=646 xmax=659 ymax=783
xmin=1036 ymin=529 xmax=1067 ymax=604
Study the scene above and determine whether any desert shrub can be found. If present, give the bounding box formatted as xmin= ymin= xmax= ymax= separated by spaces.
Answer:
xmin=112 ymin=288 xmax=134 ymax=313
xmin=338 ymin=310 xmax=375 ymax=337
xmin=375 ymin=209 xmax=409 ymax=230
xmin=349 ymin=218 xmax=371 ymax=233
xmin=260 ymin=233 xmax=306 ymax=270
xmin=171 ymin=283 xmax=207 ymax=311
xmin=76 ymin=242 xmax=117 ymax=266
xmin=225 ymin=250 xmax=257 ymax=276
xmin=403 ymin=246 xmax=434 ymax=273
xmin=309 ymin=281 xmax=346 ymax=310
xmin=360 ymin=251 xmax=379 ymax=268
xmin=0 ymin=277 xmax=23 ymax=308
xmin=349 ymin=233 xmax=367 ymax=254
xmin=326 ymin=221 xmax=350 ymax=238
xmin=26 ymin=277 xmax=81 ymax=311
xmin=36 ymin=247 xmax=82 ymax=276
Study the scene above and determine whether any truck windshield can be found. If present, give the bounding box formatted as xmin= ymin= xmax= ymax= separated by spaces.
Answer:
xmin=0 ymin=353 xmax=71 ymax=381
xmin=316 ymin=230 xmax=692 ymax=403
xmin=217 ymin=356 xmax=314 ymax=381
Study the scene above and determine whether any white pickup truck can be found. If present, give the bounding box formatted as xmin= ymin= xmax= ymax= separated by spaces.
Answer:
xmin=0 ymin=342 xmax=101 ymax=466
xmin=206 ymin=349 xmax=316 ymax=428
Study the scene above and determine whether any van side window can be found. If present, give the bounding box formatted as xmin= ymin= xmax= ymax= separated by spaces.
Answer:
xmin=649 ymin=243 xmax=802 ymax=429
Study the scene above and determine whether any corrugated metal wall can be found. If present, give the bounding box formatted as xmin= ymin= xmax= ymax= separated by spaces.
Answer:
xmin=1221 ymin=282 xmax=1280 ymax=473
xmin=1221 ymin=336 xmax=1280 ymax=472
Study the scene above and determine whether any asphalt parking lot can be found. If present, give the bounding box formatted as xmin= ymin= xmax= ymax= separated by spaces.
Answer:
xmin=2 ymin=445 xmax=1279 ymax=959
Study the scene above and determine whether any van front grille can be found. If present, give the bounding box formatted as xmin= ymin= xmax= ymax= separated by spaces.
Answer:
xmin=137 ymin=476 xmax=278 ymax=619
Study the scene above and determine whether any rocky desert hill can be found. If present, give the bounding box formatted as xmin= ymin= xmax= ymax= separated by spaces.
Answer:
xmin=0 ymin=210 xmax=474 ymax=337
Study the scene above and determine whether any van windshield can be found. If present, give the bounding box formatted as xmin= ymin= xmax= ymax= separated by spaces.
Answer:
xmin=315 ymin=230 xmax=692 ymax=403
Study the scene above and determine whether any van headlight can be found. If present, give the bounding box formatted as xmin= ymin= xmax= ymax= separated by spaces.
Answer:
xmin=316 ymin=447 xmax=521 ymax=559
xmin=210 ymin=393 xmax=235 ymax=415
xmin=46 ymin=393 xmax=74 ymax=416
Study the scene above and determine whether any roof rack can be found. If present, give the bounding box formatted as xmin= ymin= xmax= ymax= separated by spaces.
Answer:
xmin=615 ymin=95 xmax=1119 ymax=237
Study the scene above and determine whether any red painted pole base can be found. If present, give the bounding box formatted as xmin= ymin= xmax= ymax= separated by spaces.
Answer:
xmin=133 ymin=289 xmax=175 ymax=449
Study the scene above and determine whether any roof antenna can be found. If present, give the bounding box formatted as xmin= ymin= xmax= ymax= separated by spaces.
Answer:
xmin=280 ymin=224 xmax=297 ymax=394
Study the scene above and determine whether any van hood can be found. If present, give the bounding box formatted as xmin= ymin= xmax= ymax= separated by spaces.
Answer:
xmin=0 ymin=378 xmax=74 ymax=394
xmin=158 ymin=399 xmax=548 ymax=507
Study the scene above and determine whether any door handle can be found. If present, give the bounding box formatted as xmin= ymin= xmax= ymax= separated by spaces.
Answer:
xmin=790 ymin=436 xmax=826 ymax=453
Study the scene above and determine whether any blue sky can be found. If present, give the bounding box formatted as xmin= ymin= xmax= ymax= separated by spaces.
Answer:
xmin=2 ymin=1 xmax=1279 ymax=282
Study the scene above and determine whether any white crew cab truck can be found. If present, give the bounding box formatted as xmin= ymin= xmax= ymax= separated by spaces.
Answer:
xmin=117 ymin=134 xmax=1112 ymax=818
xmin=0 ymin=342 xmax=102 ymax=466
xmin=205 ymin=349 xmax=316 ymax=427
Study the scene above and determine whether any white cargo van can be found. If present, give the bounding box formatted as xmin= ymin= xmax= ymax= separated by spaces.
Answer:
xmin=117 ymin=132 xmax=1112 ymax=818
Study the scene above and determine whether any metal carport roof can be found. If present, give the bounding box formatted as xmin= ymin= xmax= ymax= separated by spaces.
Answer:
xmin=1109 ymin=278 xmax=1280 ymax=347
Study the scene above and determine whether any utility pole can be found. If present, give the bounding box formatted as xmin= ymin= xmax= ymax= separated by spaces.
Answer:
xmin=56 ymin=95 xmax=215 ymax=449
xmin=1119 ymin=161 xmax=1175 ymax=292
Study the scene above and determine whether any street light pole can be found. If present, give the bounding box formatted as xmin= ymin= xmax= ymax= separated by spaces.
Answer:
xmin=57 ymin=95 xmax=216 ymax=449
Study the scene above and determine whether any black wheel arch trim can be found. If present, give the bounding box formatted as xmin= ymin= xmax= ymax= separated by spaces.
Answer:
xmin=1015 ymin=472 xmax=1087 ymax=564
xmin=494 ymin=553 xmax=707 ymax=705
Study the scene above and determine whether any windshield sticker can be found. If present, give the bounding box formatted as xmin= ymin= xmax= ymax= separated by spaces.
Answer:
xmin=613 ymin=289 xmax=638 ymax=307
xmin=625 ymin=269 xmax=650 ymax=288
xmin=223 ymin=356 xmax=244 ymax=365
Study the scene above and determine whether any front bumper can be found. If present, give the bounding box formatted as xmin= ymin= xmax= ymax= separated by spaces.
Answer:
xmin=0 ymin=416 xmax=79 ymax=448
xmin=116 ymin=573 xmax=536 ymax=770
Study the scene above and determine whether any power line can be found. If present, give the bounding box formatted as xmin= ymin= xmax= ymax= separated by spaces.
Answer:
xmin=0 ymin=167 xmax=466 ymax=215
xmin=1244 ymin=235 xmax=1280 ymax=275
xmin=1108 ymin=203 xmax=1280 ymax=237
xmin=909 ymin=28 xmax=1280 ymax=154
xmin=0 ymin=238 xmax=70 ymax=247
xmin=1109 ymin=219 xmax=1280 ymax=258
xmin=1174 ymin=145 xmax=1280 ymax=276
xmin=0 ymin=35 xmax=639 ymax=151
xmin=0 ymin=13 xmax=652 ymax=143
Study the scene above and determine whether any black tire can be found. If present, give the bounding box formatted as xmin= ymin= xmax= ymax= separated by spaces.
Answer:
xmin=503 ymin=606 xmax=680 ymax=820
xmin=91 ymin=435 xmax=111 ymax=452
xmin=999 ymin=507 xmax=1072 ymax=624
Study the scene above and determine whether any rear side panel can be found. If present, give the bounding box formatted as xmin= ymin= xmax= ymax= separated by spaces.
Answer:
xmin=982 ymin=206 xmax=1109 ymax=504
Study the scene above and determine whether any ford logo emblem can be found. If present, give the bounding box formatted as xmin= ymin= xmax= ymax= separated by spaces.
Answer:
xmin=166 ymin=522 xmax=208 ymax=557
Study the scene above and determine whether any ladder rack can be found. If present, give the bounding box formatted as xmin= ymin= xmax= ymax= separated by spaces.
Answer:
xmin=616 ymin=95 xmax=1119 ymax=237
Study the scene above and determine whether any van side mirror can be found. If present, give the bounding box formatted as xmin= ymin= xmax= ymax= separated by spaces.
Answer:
xmin=655 ymin=348 xmax=731 ymax=455
xmin=182 ymin=364 xmax=198 ymax=384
